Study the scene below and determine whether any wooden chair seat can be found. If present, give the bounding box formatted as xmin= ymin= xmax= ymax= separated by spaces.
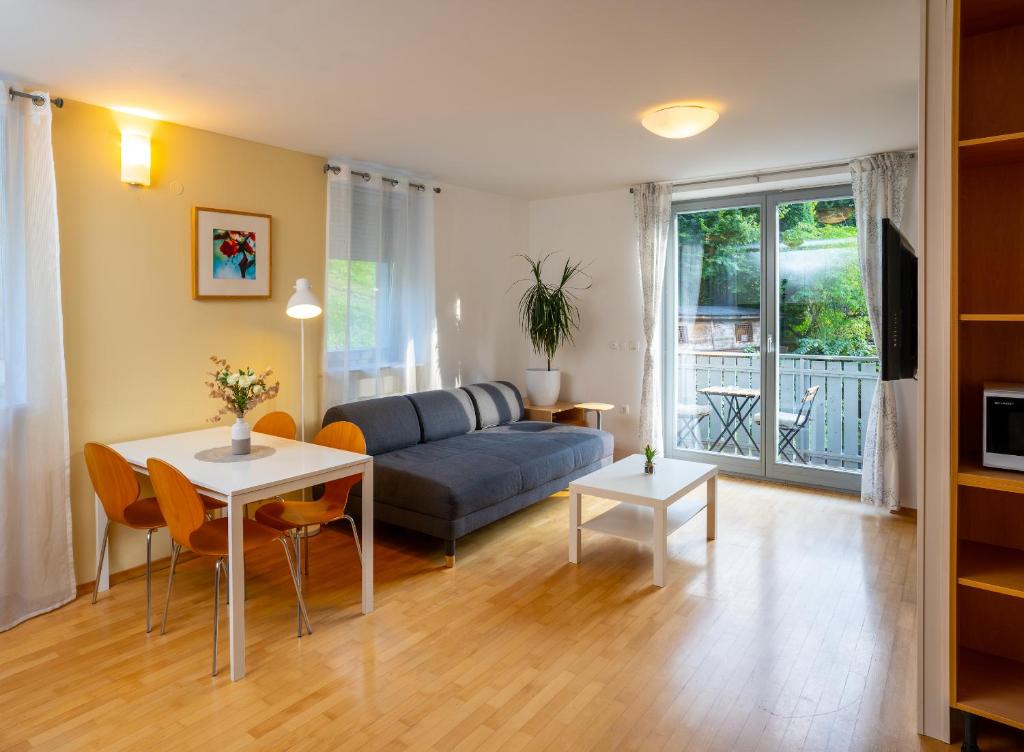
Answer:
xmin=121 ymin=495 xmax=225 ymax=528
xmin=254 ymin=500 xmax=346 ymax=531
xmin=186 ymin=517 xmax=283 ymax=557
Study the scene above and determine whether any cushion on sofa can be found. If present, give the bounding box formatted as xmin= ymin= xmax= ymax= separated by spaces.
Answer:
xmin=367 ymin=423 xmax=610 ymax=520
xmin=322 ymin=395 xmax=422 ymax=455
xmin=406 ymin=388 xmax=477 ymax=442
xmin=461 ymin=381 xmax=524 ymax=429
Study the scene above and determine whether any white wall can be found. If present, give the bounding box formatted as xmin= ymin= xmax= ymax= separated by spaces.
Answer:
xmin=523 ymin=190 xmax=644 ymax=454
xmin=434 ymin=183 xmax=529 ymax=389
xmin=523 ymin=179 xmax=921 ymax=508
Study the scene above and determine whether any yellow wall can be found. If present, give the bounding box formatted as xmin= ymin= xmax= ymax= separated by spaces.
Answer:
xmin=53 ymin=100 xmax=326 ymax=584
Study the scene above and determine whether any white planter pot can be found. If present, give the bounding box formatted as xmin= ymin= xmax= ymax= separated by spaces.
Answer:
xmin=525 ymin=368 xmax=561 ymax=406
xmin=231 ymin=416 xmax=252 ymax=455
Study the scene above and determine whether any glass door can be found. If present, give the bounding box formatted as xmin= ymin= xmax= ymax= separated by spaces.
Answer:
xmin=667 ymin=195 xmax=765 ymax=476
xmin=665 ymin=185 xmax=873 ymax=493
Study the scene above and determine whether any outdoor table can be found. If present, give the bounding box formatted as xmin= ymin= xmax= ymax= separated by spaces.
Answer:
xmin=697 ymin=385 xmax=761 ymax=455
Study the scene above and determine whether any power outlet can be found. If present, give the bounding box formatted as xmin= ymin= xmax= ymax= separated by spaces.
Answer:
xmin=628 ymin=341 xmax=639 ymax=352
xmin=619 ymin=404 xmax=630 ymax=416
xmin=609 ymin=341 xmax=619 ymax=350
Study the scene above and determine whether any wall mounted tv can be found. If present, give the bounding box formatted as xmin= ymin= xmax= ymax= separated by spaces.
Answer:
xmin=881 ymin=218 xmax=917 ymax=381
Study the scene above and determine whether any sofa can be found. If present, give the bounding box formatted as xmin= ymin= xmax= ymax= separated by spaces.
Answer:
xmin=322 ymin=381 xmax=613 ymax=566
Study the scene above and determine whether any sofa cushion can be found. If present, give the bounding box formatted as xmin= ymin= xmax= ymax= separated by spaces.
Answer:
xmin=322 ymin=395 xmax=422 ymax=455
xmin=369 ymin=422 xmax=611 ymax=520
xmin=406 ymin=389 xmax=476 ymax=442
xmin=461 ymin=381 xmax=524 ymax=429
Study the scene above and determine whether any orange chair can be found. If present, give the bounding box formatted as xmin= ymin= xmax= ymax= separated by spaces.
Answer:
xmin=253 ymin=411 xmax=297 ymax=440
xmin=85 ymin=442 xmax=223 ymax=632
xmin=148 ymin=458 xmax=311 ymax=676
xmin=255 ymin=421 xmax=364 ymax=609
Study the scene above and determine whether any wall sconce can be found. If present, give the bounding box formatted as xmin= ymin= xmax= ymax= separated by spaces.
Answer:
xmin=121 ymin=132 xmax=151 ymax=186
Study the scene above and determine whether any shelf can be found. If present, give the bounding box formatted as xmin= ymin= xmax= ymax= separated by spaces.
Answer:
xmin=960 ymin=131 xmax=1024 ymax=166
xmin=960 ymin=313 xmax=1024 ymax=322
xmin=956 ymin=648 xmax=1024 ymax=731
xmin=961 ymin=0 xmax=1024 ymax=37
xmin=578 ymin=497 xmax=707 ymax=544
xmin=959 ymin=463 xmax=1024 ymax=495
xmin=959 ymin=541 xmax=1024 ymax=598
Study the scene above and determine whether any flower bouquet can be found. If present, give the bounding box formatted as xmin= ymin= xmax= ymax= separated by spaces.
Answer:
xmin=205 ymin=356 xmax=280 ymax=454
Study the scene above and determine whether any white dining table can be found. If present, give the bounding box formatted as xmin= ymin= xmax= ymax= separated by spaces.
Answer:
xmin=98 ymin=426 xmax=373 ymax=681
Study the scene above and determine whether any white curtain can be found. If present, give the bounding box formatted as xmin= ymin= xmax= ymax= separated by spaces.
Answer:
xmin=850 ymin=152 xmax=912 ymax=511
xmin=633 ymin=182 xmax=672 ymax=451
xmin=0 ymin=84 xmax=75 ymax=631
xmin=323 ymin=164 xmax=439 ymax=406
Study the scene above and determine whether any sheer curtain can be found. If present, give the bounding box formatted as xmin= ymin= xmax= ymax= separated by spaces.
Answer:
xmin=322 ymin=164 xmax=439 ymax=406
xmin=633 ymin=182 xmax=672 ymax=451
xmin=850 ymin=152 xmax=912 ymax=511
xmin=0 ymin=84 xmax=75 ymax=631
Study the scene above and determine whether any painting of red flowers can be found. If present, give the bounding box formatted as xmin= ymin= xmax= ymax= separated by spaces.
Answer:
xmin=213 ymin=228 xmax=257 ymax=279
xmin=193 ymin=207 xmax=272 ymax=300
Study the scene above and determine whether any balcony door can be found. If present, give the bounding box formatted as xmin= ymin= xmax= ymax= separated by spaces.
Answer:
xmin=663 ymin=185 xmax=874 ymax=492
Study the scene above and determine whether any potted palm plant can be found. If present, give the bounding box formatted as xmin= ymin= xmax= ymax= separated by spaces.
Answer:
xmin=512 ymin=253 xmax=590 ymax=406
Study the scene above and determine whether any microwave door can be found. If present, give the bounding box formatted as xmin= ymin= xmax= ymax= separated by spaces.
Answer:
xmin=987 ymin=396 xmax=1024 ymax=468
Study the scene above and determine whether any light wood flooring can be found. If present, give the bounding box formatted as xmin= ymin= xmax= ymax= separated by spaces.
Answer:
xmin=0 ymin=476 xmax=1019 ymax=751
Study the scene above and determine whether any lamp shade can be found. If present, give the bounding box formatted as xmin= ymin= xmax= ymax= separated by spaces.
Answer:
xmin=286 ymin=278 xmax=322 ymax=319
xmin=641 ymin=105 xmax=719 ymax=139
xmin=121 ymin=132 xmax=151 ymax=186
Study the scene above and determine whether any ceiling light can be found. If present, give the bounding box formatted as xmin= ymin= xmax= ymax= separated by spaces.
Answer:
xmin=641 ymin=105 xmax=719 ymax=139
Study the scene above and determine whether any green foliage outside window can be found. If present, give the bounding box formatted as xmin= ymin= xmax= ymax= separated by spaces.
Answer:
xmin=326 ymin=259 xmax=378 ymax=352
xmin=677 ymin=198 xmax=874 ymax=357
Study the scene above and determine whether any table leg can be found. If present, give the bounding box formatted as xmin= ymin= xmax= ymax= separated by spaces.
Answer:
xmin=707 ymin=474 xmax=717 ymax=541
xmin=703 ymin=396 xmax=731 ymax=452
xmin=569 ymin=489 xmax=581 ymax=564
xmin=653 ymin=505 xmax=667 ymax=587
xmin=361 ymin=460 xmax=374 ymax=614
xmin=95 ymin=494 xmax=110 ymax=593
xmin=227 ymin=494 xmax=246 ymax=681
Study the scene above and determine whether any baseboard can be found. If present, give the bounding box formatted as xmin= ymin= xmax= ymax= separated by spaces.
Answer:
xmin=76 ymin=549 xmax=201 ymax=598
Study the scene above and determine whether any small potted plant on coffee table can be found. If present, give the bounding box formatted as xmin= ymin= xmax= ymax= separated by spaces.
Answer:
xmin=643 ymin=444 xmax=656 ymax=474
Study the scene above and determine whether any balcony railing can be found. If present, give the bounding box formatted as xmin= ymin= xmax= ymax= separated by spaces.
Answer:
xmin=675 ymin=351 xmax=879 ymax=471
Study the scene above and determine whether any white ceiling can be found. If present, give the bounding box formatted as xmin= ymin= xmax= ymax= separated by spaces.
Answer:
xmin=0 ymin=0 xmax=918 ymax=199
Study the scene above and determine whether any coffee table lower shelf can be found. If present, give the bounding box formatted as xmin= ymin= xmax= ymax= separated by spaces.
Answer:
xmin=579 ymin=497 xmax=708 ymax=544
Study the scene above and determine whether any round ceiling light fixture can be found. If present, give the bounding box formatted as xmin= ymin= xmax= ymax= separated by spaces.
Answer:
xmin=641 ymin=104 xmax=719 ymax=139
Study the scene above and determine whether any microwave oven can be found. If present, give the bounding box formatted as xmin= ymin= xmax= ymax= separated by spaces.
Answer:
xmin=984 ymin=384 xmax=1024 ymax=472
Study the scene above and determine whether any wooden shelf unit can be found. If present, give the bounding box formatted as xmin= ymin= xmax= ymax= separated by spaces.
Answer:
xmin=952 ymin=0 xmax=1024 ymax=735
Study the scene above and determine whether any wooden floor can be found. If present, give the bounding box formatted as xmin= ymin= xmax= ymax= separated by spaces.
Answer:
xmin=0 ymin=476 xmax=1019 ymax=751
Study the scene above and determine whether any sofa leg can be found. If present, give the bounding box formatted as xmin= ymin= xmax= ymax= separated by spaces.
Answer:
xmin=444 ymin=539 xmax=456 ymax=569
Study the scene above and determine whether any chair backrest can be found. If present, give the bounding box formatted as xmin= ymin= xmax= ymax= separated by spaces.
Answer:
xmin=313 ymin=421 xmax=365 ymax=507
xmin=794 ymin=385 xmax=821 ymax=426
xmin=84 ymin=443 xmax=141 ymax=524
xmin=253 ymin=411 xmax=297 ymax=440
xmin=147 ymin=458 xmax=207 ymax=549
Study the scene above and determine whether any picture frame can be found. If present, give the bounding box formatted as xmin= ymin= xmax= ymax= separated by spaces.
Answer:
xmin=192 ymin=206 xmax=272 ymax=300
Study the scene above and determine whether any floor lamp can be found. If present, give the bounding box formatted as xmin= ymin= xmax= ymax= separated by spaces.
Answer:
xmin=286 ymin=278 xmax=322 ymax=442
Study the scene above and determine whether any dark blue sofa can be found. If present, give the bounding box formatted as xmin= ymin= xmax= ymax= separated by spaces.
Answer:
xmin=322 ymin=381 xmax=613 ymax=566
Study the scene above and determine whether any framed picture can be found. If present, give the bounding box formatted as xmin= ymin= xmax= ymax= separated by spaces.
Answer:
xmin=192 ymin=207 xmax=272 ymax=299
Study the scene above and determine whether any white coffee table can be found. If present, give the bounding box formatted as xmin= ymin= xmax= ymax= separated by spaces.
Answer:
xmin=568 ymin=454 xmax=717 ymax=587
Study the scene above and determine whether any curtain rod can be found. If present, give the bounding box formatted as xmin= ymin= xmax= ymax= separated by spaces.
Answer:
xmin=628 ymin=151 xmax=917 ymax=193
xmin=8 ymin=87 xmax=64 ymax=109
xmin=323 ymin=163 xmax=441 ymax=193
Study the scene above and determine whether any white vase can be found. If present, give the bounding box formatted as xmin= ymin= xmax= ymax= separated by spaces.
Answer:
xmin=231 ymin=416 xmax=251 ymax=455
xmin=525 ymin=368 xmax=561 ymax=406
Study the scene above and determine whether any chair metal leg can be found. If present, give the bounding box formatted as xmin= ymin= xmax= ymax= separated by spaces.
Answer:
xmin=303 ymin=527 xmax=310 ymax=577
xmin=280 ymin=538 xmax=313 ymax=636
xmin=160 ymin=543 xmax=180 ymax=635
xmin=212 ymin=557 xmax=223 ymax=677
xmin=92 ymin=521 xmax=111 ymax=604
xmin=145 ymin=529 xmax=155 ymax=633
xmin=343 ymin=515 xmax=363 ymax=564
xmin=291 ymin=530 xmax=302 ymax=637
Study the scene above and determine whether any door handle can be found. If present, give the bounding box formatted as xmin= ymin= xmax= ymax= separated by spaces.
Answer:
xmin=766 ymin=335 xmax=774 ymax=354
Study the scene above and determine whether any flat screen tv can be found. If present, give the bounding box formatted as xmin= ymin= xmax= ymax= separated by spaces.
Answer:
xmin=881 ymin=218 xmax=918 ymax=381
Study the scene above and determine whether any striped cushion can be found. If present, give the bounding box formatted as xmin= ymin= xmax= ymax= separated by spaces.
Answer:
xmin=461 ymin=381 xmax=524 ymax=429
